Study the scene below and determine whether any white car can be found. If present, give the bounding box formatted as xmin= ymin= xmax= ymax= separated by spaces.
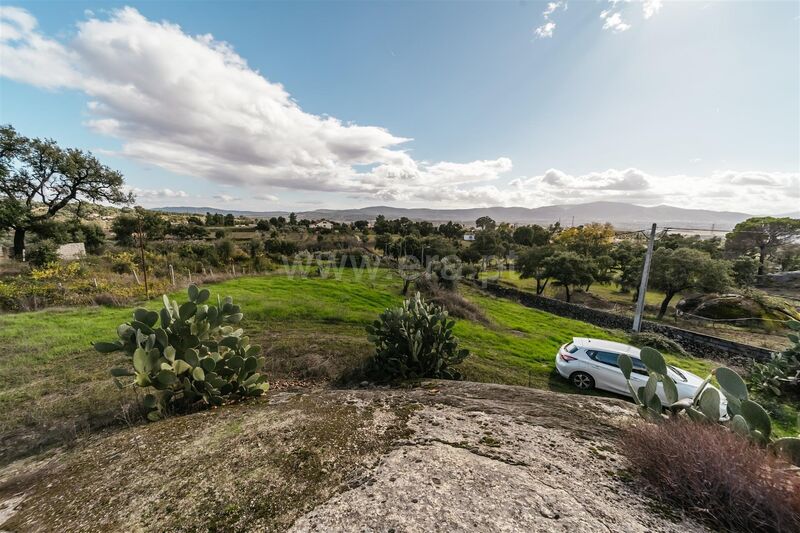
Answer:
xmin=555 ymin=337 xmax=725 ymax=417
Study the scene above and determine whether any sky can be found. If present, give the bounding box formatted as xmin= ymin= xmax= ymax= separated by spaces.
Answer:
xmin=0 ymin=0 xmax=798 ymax=214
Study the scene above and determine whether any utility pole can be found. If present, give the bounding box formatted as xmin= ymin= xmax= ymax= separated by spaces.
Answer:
xmin=632 ymin=223 xmax=657 ymax=332
xmin=136 ymin=214 xmax=150 ymax=300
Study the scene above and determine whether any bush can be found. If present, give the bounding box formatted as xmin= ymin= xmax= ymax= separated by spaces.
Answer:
xmin=414 ymin=274 xmax=488 ymax=324
xmin=621 ymin=420 xmax=800 ymax=533
xmin=429 ymin=256 xmax=462 ymax=290
xmin=27 ymin=240 xmax=59 ymax=267
xmin=733 ymin=255 xmax=759 ymax=287
xmin=264 ymin=237 xmax=298 ymax=256
xmin=619 ymin=346 xmax=800 ymax=466
xmin=627 ymin=331 xmax=689 ymax=357
xmin=749 ymin=320 xmax=800 ymax=397
xmin=95 ymin=285 xmax=269 ymax=420
xmin=333 ymin=248 xmax=376 ymax=269
xmin=366 ymin=292 xmax=469 ymax=381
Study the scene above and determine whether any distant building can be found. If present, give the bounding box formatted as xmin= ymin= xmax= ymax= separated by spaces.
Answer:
xmin=310 ymin=220 xmax=334 ymax=230
xmin=463 ymin=233 xmax=475 ymax=241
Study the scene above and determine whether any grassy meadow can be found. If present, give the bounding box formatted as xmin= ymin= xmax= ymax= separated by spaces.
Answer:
xmin=0 ymin=268 xmax=761 ymax=462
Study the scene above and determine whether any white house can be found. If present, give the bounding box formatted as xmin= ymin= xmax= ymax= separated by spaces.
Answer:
xmin=463 ymin=233 xmax=475 ymax=241
xmin=310 ymin=220 xmax=334 ymax=230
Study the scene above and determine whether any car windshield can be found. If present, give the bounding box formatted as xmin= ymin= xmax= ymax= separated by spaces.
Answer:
xmin=668 ymin=365 xmax=687 ymax=381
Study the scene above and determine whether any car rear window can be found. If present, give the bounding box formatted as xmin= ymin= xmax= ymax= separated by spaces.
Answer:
xmin=565 ymin=343 xmax=579 ymax=354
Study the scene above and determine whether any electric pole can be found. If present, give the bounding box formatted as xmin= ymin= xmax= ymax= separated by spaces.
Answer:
xmin=632 ymin=223 xmax=656 ymax=332
xmin=137 ymin=214 xmax=150 ymax=300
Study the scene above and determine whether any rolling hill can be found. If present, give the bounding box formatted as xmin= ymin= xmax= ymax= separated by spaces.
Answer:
xmin=154 ymin=201 xmax=755 ymax=230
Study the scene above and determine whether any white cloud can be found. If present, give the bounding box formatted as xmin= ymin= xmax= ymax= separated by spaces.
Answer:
xmin=534 ymin=22 xmax=556 ymax=39
xmin=501 ymin=168 xmax=799 ymax=213
xmin=214 ymin=194 xmax=240 ymax=203
xmin=601 ymin=11 xmax=632 ymax=33
xmin=0 ymin=6 xmax=511 ymax=202
xmin=253 ymin=193 xmax=279 ymax=202
xmin=642 ymin=0 xmax=663 ymax=19
xmin=534 ymin=1 xmax=566 ymax=39
xmin=126 ymin=187 xmax=188 ymax=199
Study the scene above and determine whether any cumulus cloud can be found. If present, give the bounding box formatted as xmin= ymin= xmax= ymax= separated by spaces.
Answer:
xmin=601 ymin=10 xmax=631 ymax=33
xmin=534 ymin=22 xmax=556 ymax=39
xmin=501 ymin=168 xmax=799 ymax=213
xmin=595 ymin=0 xmax=664 ymax=33
xmin=534 ymin=1 xmax=566 ymax=39
xmin=0 ymin=6 xmax=512 ymax=201
xmin=642 ymin=0 xmax=663 ymax=19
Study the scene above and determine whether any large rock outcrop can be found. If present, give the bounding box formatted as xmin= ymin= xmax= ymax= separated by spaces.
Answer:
xmin=0 ymin=381 xmax=705 ymax=532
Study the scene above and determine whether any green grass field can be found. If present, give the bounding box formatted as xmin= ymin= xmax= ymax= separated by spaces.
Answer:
xmin=0 ymin=268 xmax=785 ymax=462
xmin=479 ymin=269 xmax=667 ymax=308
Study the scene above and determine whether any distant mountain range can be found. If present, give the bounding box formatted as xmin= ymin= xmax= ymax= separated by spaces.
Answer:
xmin=153 ymin=201 xmax=759 ymax=231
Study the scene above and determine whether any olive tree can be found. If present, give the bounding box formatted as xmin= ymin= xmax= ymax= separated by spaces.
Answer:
xmin=0 ymin=125 xmax=132 ymax=257
xmin=517 ymin=245 xmax=555 ymax=294
xmin=725 ymin=217 xmax=800 ymax=275
xmin=649 ymin=247 xmax=731 ymax=319
xmin=542 ymin=251 xmax=594 ymax=302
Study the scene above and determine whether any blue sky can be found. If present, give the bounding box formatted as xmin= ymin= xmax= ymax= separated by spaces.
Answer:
xmin=1 ymin=1 xmax=798 ymax=213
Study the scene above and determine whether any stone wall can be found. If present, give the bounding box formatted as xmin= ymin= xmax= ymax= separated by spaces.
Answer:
xmin=477 ymin=281 xmax=774 ymax=363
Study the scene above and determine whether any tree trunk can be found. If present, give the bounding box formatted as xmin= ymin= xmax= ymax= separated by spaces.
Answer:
xmin=657 ymin=291 xmax=675 ymax=320
xmin=564 ymin=285 xmax=571 ymax=302
xmin=758 ymin=244 xmax=766 ymax=276
xmin=402 ymin=278 xmax=411 ymax=295
xmin=13 ymin=228 xmax=26 ymax=258
xmin=536 ymin=278 xmax=548 ymax=295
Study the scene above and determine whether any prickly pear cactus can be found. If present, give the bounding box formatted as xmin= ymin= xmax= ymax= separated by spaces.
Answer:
xmin=618 ymin=347 xmax=800 ymax=466
xmin=96 ymin=284 xmax=268 ymax=420
xmin=366 ymin=292 xmax=469 ymax=380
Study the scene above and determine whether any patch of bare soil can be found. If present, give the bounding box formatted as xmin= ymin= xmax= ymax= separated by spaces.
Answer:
xmin=0 ymin=382 xmax=707 ymax=532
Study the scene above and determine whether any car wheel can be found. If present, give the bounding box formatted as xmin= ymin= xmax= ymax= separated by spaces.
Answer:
xmin=570 ymin=372 xmax=594 ymax=391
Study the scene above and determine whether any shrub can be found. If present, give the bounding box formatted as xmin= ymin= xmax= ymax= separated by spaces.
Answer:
xmin=414 ymin=274 xmax=488 ymax=324
xmin=264 ymin=237 xmax=298 ymax=256
xmin=333 ymin=248 xmax=376 ymax=269
xmin=749 ymin=320 xmax=800 ymax=397
xmin=621 ymin=420 xmax=800 ymax=533
xmin=107 ymin=251 xmax=137 ymax=274
xmin=733 ymin=255 xmax=759 ymax=287
xmin=429 ymin=256 xmax=462 ymax=291
xmin=95 ymin=285 xmax=269 ymax=420
xmin=366 ymin=292 xmax=469 ymax=380
xmin=627 ymin=331 xmax=689 ymax=357
xmin=27 ymin=240 xmax=59 ymax=267
xmin=618 ymin=347 xmax=800 ymax=466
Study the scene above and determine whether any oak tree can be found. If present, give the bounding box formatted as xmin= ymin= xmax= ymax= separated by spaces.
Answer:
xmin=0 ymin=125 xmax=131 ymax=257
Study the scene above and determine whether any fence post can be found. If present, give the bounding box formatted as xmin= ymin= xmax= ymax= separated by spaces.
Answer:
xmin=188 ymin=271 xmax=192 ymax=283
xmin=132 ymin=267 xmax=141 ymax=285
xmin=169 ymin=264 xmax=176 ymax=286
